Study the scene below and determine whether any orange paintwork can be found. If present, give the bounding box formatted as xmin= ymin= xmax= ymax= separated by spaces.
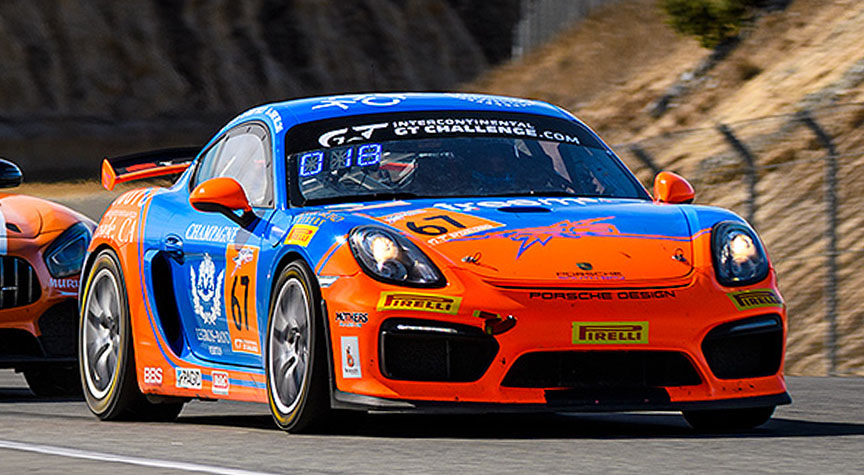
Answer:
xmin=190 ymin=177 xmax=253 ymax=213
xmin=0 ymin=193 xmax=93 ymax=349
xmin=101 ymin=158 xmax=190 ymax=191
xmin=654 ymin=171 xmax=695 ymax=204
xmin=92 ymin=189 xmax=786 ymax=407
xmin=319 ymin=230 xmax=787 ymax=405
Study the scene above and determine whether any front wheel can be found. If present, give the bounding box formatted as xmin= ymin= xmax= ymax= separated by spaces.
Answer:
xmin=265 ymin=261 xmax=331 ymax=433
xmin=682 ymin=406 xmax=775 ymax=432
xmin=79 ymin=249 xmax=184 ymax=421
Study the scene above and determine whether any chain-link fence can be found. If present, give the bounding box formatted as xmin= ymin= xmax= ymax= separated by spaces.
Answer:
xmin=513 ymin=0 xmax=621 ymax=58
xmin=611 ymin=102 xmax=864 ymax=376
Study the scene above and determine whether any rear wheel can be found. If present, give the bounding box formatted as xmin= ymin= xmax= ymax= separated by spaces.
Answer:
xmin=79 ymin=249 xmax=184 ymax=421
xmin=266 ymin=261 xmax=331 ymax=433
xmin=682 ymin=406 xmax=775 ymax=432
xmin=23 ymin=366 xmax=81 ymax=397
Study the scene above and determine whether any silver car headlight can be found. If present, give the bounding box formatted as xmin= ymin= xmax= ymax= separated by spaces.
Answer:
xmin=349 ymin=225 xmax=445 ymax=287
xmin=711 ymin=221 xmax=769 ymax=286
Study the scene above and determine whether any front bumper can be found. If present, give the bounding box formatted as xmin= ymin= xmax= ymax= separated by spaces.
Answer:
xmin=321 ymin=266 xmax=789 ymax=411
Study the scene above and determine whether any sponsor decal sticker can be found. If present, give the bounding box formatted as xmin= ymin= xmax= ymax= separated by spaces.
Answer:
xmin=377 ymin=292 xmax=462 ymax=314
xmin=433 ymin=197 xmax=605 ymax=213
xmin=49 ymin=278 xmax=79 ymax=290
xmin=556 ymin=271 xmax=625 ymax=282
xmin=175 ymin=368 xmax=202 ymax=390
xmin=341 ymin=336 xmax=362 ymax=379
xmin=284 ymin=224 xmax=319 ymax=247
xmin=211 ymin=371 xmax=230 ymax=395
xmin=335 ymin=312 xmax=369 ymax=328
xmin=319 ymin=123 xmax=389 ymax=148
xmin=727 ymin=289 xmax=783 ymax=311
xmin=529 ymin=290 xmax=676 ymax=301
xmin=225 ymin=244 xmax=261 ymax=355
xmin=455 ymin=217 xmax=619 ymax=259
xmin=185 ymin=223 xmax=240 ymax=244
xmin=374 ymin=208 xmax=504 ymax=246
xmin=143 ymin=367 xmax=162 ymax=385
xmin=312 ymin=93 xmax=410 ymax=111
xmin=190 ymin=254 xmax=224 ymax=325
xmin=572 ymin=322 xmax=649 ymax=344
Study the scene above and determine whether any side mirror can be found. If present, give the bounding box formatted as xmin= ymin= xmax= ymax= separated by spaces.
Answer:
xmin=190 ymin=177 xmax=255 ymax=227
xmin=653 ymin=171 xmax=694 ymax=204
xmin=0 ymin=159 xmax=23 ymax=188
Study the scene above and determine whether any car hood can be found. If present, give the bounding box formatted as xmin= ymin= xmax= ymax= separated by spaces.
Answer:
xmin=323 ymin=197 xmax=696 ymax=285
xmin=0 ymin=193 xmax=93 ymax=239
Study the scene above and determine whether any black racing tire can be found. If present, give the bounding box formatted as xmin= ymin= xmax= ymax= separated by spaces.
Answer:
xmin=79 ymin=249 xmax=184 ymax=422
xmin=265 ymin=260 xmax=331 ymax=433
xmin=682 ymin=405 xmax=775 ymax=432
xmin=23 ymin=365 xmax=82 ymax=398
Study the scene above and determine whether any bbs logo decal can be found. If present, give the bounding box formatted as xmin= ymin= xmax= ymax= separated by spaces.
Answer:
xmin=211 ymin=371 xmax=230 ymax=395
xmin=175 ymin=368 xmax=202 ymax=390
xmin=318 ymin=123 xmax=388 ymax=148
xmin=191 ymin=254 xmax=224 ymax=325
xmin=143 ymin=367 xmax=162 ymax=385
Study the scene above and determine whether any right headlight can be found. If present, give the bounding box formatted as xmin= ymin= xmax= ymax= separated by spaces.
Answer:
xmin=349 ymin=225 xmax=445 ymax=287
xmin=44 ymin=222 xmax=91 ymax=278
xmin=711 ymin=221 xmax=769 ymax=287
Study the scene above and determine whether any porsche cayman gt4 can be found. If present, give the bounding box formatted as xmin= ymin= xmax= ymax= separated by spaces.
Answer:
xmin=79 ymin=93 xmax=789 ymax=432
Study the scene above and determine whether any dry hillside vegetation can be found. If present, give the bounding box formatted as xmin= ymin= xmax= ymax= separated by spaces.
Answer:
xmin=471 ymin=0 xmax=864 ymax=376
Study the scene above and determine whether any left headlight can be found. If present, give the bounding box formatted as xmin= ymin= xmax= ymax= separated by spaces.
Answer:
xmin=349 ymin=225 xmax=445 ymax=287
xmin=44 ymin=222 xmax=91 ymax=278
xmin=711 ymin=220 xmax=769 ymax=287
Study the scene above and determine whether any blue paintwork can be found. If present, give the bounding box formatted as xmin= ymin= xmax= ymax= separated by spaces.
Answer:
xmin=126 ymin=92 xmax=749 ymax=373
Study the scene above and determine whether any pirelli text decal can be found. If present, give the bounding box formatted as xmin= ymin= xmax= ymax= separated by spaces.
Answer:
xmin=727 ymin=289 xmax=783 ymax=311
xmin=377 ymin=292 xmax=462 ymax=315
xmin=572 ymin=322 xmax=649 ymax=344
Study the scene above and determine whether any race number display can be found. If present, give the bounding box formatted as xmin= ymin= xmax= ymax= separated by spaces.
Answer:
xmin=225 ymin=244 xmax=261 ymax=355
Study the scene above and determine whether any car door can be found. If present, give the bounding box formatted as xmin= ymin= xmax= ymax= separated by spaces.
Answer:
xmin=155 ymin=122 xmax=275 ymax=367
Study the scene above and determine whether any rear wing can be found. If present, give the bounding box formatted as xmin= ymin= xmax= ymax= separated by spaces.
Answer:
xmin=101 ymin=147 xmax=200 ymax=191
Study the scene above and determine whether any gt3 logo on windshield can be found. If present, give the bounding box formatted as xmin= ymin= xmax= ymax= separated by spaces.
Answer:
xmin=318 ymin=123 xmax=388 ymax=148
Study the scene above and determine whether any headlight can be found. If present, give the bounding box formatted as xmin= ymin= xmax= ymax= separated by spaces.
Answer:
xmin=44 ymin=222 xmax=91 ymax=278
xmin=711 ymin=221 xmax=769 ymax=286
xmin=349 ymin=225 xmax=445 ymax=287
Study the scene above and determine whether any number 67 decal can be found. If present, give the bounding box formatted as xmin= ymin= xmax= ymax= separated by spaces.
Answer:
xmin=225 ymin=245 xmax=261 ymax=355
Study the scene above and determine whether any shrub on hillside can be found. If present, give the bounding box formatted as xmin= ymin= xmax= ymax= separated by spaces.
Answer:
xmin=661 ymin=0 xmax=762 ymax=48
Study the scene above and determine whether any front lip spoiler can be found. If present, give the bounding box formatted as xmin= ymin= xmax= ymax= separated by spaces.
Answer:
xmin=331 ymin=389 xmax=791 ymax=414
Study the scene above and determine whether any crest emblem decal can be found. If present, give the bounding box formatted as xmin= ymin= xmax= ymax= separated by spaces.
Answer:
xmin=190 ymin=253 xmax=224 ymax=325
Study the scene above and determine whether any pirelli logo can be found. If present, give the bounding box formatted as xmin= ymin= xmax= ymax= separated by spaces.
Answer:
xmin=727 ymin=289 xmax=783 ymax=311
xmin=572 ymin=322 xmax=649 ymax=344
xmin=284 ymin=224 xmax=319 ymax=247
xmin=377 ymin=292 xmax=462 ymax=315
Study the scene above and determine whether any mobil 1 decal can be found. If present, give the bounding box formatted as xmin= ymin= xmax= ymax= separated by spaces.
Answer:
xmin=225 ymin=244 xmax=261 ymax=355
xmin=283 ymin=110 xmax=604 ymax=155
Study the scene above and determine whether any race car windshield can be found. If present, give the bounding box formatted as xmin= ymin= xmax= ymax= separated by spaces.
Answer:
xmin=286 ymin=112 xmax=649 ymax=205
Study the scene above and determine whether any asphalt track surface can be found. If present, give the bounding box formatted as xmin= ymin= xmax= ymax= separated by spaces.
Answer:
xmin=0 ymin=371 xmax=862 ymax=474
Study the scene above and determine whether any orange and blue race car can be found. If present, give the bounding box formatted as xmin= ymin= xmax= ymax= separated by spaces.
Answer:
xmin=79 ymin=93 xmax=789 ymax=432
xmin=0 ymin=159 xmax=96 ymax=396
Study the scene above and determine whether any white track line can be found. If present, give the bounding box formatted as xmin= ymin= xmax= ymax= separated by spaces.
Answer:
xmin=0 ymin=439 xmax=276 ymax=475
